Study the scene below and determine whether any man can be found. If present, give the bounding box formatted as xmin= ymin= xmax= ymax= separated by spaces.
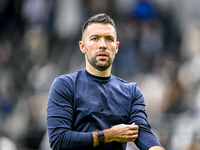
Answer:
xmin=47 ymin=13 xmax=165 ymax=150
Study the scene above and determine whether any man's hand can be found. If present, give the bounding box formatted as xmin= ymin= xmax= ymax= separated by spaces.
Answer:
xmin=104 ymin=123 xmax=139 ymax=143
xmin=92 ymin=123 xmax=139 ymax=147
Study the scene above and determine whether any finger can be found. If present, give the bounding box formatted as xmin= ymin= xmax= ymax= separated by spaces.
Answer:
xmin=127 ymin=125 xmax=139 ymax=131
xmin=126 ymin=135 xmax=138 ymax=142
xmin=131 ymin=124 xmax=139 ymax=130
xmin=127 ymin=130 xmax=138 ymax=136
xmin=129 ymin=133 xmax=138 ymax=139
xmin=131 ymin=123 xmax=139 ymax=128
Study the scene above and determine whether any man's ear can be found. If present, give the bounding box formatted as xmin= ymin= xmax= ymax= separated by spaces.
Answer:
xmin=79 ymin=41 xmax=85 ymax=53
xmin=115 ymin=41 xmax=120 ymax=54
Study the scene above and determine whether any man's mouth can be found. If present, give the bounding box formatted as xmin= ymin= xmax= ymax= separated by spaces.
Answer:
xmin=97 ymin=52 xmax=109 ymax=59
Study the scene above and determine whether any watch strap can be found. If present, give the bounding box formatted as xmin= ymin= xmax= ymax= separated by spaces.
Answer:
xmin=97 ymin=130 xmax=104 ymax=145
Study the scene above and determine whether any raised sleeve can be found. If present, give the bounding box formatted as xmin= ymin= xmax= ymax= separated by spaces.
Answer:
xmin=129 ymin=83 xmax=162 ymax=150
xmin=46 ymin=76 xmax=93 ymax=150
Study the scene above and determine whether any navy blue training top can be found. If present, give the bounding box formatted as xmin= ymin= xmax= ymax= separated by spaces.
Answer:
xmin=46 ymin=69 xmax=162 ymax=150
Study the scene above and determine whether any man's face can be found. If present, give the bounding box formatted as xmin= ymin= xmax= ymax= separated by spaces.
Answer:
xmin=79 ymin=23 xmax=119 ymax=71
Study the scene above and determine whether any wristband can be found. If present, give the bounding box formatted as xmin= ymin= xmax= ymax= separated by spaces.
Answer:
xmin=97 ymin=130 xmax=104 ymax=145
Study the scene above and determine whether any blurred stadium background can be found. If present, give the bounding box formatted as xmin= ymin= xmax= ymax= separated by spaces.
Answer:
xmin=0 ymin=0 xmax=200 ymax=150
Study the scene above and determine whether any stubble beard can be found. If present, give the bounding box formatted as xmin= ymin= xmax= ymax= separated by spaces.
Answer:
xmin=85 ymin=47 xmax=113 ymax=71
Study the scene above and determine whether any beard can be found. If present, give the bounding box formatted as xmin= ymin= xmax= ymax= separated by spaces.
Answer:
xmin=85 ymin=48 xmax=113 ymax=71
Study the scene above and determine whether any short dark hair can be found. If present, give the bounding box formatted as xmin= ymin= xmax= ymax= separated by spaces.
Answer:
xmin=82 ymin=13 xmax=116 ymax=35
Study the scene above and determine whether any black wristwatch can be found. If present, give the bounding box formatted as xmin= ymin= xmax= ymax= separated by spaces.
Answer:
xmin=97 ymin=130 xmax=104 ymax=145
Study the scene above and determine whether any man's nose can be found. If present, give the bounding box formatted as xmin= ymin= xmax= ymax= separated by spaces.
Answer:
xmin=99 ymin=38 xmax=107 ymax=50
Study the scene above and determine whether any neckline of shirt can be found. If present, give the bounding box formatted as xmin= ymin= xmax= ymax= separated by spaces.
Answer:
xmin=83 ymin=69 xmax=111 ymax=82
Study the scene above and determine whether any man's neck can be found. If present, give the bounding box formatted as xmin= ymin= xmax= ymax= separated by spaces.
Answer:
xmin=86 ymin=66 xmax=111 ymax=77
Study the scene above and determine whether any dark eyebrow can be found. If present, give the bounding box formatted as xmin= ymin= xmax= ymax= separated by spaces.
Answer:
xmin=106 ymin=35 xmax=114 ymax=39
xmin=89 ymin=34 xmax=115 ymax=39
xmin=89 ymin=34 xmax=100 ymax=38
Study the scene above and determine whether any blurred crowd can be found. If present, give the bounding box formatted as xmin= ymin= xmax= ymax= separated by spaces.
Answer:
xmin=0 ymin=0 xmax=200 ymax=150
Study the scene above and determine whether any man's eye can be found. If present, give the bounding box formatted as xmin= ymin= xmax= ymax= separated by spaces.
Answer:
xmin=107 ymin=38 xmax=114 ymax=42
xmin=92 ymin=38 xmax=98 ymax=41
